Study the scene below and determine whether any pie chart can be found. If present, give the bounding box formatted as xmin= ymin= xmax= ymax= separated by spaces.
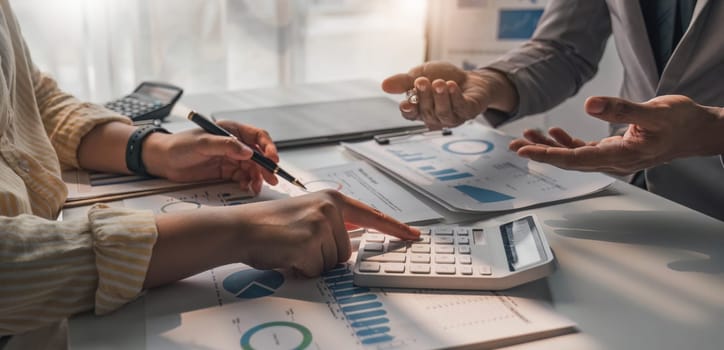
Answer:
xmin=223 ymin=269 xmax=284 ymax=299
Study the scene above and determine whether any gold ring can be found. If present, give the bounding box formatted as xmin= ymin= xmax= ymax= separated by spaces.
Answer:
xmin=406 ymin=88 xmax=419 ymax=105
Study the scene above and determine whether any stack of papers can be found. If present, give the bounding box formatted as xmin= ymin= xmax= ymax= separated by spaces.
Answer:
xmin=145 ymin=263 xmax=576 ymax=349
xmin=344 ymin=123 xmax=615 ymax=212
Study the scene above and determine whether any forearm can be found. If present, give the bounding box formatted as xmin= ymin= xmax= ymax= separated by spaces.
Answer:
xmin=77 ymin=121 xmax=136 ymax=174
xmin=475 ymin=68 xmax=519 ymax=114
xmin=145 ymin=207 xmax=239 ymax=288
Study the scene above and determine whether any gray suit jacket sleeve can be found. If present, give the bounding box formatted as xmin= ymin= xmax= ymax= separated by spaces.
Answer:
xmin=483 ymin=0 xmax=613 ymax=126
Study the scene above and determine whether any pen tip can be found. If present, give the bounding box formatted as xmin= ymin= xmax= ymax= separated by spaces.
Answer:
xmin=295 ymin=180 xmax=308 ymax=190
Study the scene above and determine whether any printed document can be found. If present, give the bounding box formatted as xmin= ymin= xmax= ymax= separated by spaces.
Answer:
xmin=145 ymin=263 xmax=576 ymax=350
xmin=343 ymin=123 xmax=614 ymax=212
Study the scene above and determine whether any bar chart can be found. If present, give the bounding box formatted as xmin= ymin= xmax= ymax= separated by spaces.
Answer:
xmin=322 ymin=266 xmax=395 ymax=346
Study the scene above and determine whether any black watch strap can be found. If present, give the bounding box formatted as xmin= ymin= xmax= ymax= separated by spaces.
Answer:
xmin=126 ymin=125 xmax=170 ymax=177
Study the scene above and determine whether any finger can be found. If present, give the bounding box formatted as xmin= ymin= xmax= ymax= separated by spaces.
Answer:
xmin=332 ymin=192 xmax=420 ymax=240
xmin=432 ymin=79 xmax=456 ymax=126
xmin=523 ymin=129 xmax=561 ymax=147
xmin=548 ymin=127 xmax=587 ymax=148
xmin=585 ymin=96 xmax=660 ymax=128
xmin=415 ymin=77 xmax=441 ymax=129
xmin=220 ymin=121 xmax=280 ymax=163
xmin=320 ymin=241 xmax=338 ymax=272
xmin=319 ymin=198 xmax=352 ymax=264
xmin=196 ymin=134 xmax=253 ymax=160
xmin=448 ymin=81 xmax=483 ymax=123
xmin=382 ymin=73 xmax=416 ymax=94
xmin=517 ymin=144 xmax=625 ymax=171
xmin=400 ymin=100 xmax=421 ymax=121
xmin=509 ymin=138 xmax=536 ymax=151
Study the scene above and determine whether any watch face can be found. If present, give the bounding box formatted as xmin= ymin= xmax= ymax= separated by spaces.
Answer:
xmin=136 ymin=84 xmax=178 ymax=103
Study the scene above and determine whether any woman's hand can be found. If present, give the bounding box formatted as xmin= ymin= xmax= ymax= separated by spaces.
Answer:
xmin=143 ymin=120 xmax=279 ymax=193
xmin=147 ymin=190 xmax=421 ymax=286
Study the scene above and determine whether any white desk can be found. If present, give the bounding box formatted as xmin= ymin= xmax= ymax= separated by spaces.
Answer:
xmin=68 ymin=82 xmax=724 ymax=350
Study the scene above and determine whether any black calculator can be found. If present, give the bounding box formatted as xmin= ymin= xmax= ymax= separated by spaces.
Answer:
xmin=104 ymin=81 xmax=183 ymax=121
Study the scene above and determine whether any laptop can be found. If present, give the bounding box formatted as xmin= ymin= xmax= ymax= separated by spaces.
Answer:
xmin=211 ymin=97 xmax=425 ymax=148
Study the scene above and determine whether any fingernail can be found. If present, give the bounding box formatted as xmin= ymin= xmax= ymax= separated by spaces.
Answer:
xmin=588 ymin=98 xmax=607 ymax=114
xmin=402 ymin=104 xmax=413 ymax=112
xmin=416 ymin=83 xmax=426 ymax=92
xmin=435 ymin=85 xmax=444 ymax=94
xmin=448 ymin=85 xmax=455 ymax=94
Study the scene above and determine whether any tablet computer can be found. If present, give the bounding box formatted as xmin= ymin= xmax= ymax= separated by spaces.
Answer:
xmin=211 ymin=97 xmax=425 ymax=148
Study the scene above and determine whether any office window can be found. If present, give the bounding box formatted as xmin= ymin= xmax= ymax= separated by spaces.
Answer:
xmin=12 ymin=0 xmax=427 ymax=102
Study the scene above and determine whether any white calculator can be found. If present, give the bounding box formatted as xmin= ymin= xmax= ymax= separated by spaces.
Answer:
xmin=353 ymin=215 xmax=555 ymax=290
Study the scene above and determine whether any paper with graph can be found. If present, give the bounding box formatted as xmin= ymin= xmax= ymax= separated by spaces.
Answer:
xmin=343 ymin=123 xmax=614 ymax=212
xmin=145 ymin=263 xmax=575 ymax=349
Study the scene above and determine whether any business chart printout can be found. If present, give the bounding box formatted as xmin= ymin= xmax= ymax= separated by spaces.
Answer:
xmin=145 ymin=263 xmax=575 ymax=349
xmin=124 ymin=161 xmax=441 ymax=224
xmin=344 ymin=123 xmax=614 ymax=212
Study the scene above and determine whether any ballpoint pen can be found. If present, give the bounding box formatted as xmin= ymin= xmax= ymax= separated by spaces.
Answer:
xmin=187 ymin=110 xmax=307 ymax=190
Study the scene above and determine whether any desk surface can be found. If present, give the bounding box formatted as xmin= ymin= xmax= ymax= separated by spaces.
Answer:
xmin=69 ymin=82 xmax=724 ymax=350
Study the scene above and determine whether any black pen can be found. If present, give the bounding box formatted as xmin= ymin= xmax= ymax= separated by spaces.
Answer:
xmin=187 ymin=110 xmax=307 ymax=190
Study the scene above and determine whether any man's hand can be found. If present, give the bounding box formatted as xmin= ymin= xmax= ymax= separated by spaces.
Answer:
xmin=509 ymin=95 xmax=724 ymax=176
xmin=143 ymin=120 xmax=279 ymax=194
xmin=381 ymin=61 xmax=518 ymax=129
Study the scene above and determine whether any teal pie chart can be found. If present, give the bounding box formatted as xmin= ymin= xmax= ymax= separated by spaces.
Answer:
xmin=223 ymin=269 xmax=284 ymax=299
xmin=241 ymin=321 xmax=313 ymax=350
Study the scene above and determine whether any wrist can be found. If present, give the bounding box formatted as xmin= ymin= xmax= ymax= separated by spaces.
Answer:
xmin=473 ymin=68 xmax=519 ymax=114
xmin=696 ymin=106 xmax=724 ymax=157
xmin=141 ymin=131 xmax=172 ymax=178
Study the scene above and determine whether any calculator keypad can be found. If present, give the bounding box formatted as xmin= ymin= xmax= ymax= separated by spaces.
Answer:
xmin=105 ymin=96 xmax=164 ymax=120
xmin=356 ymin=226 xmax=493 ymax=277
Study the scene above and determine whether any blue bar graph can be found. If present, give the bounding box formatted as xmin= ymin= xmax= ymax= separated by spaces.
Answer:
xmin=337 ymin=294 xmax=377 ymax=305
xmin=324 ymin=274 xmax=354 ymax=284
xmin=356 ymin=327 xmax=391 ymax=337
xmin=387 ymin=149 xmax=437 ymax=162
xmin=350 ymin=318 xmax=389 ymax=328
xmin=342 ymin=302 xmax=383 ymax=313
xmin=329 ymin=282 xmax=355 ymax=291
xmin=361 ymin=335 xmax=395 ymax=345
xmin=321 ymin=267 xmax=395 ymax=346
xmin=347 ymin=309 xmax=387 ymax=320
xmin=429 ymin=169 xmax=457 ymax=176
xmin=333 ymin=287 xmax=371 ymax=297
xmin=437 ymin=173 xmax=474 ymax=181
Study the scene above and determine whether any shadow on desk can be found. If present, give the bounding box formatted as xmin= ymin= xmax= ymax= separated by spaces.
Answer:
xmin=545 ymin=210 xmax=724 ymax=274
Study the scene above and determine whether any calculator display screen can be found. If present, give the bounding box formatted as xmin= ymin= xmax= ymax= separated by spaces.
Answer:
xmin=136 ymin=84 xmax=178 ymax=103
xmin=500 ymin=216 xmax=547 ymax=271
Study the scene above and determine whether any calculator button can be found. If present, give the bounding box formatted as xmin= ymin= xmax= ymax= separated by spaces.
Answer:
xmin=347 ymin=227 xmax=366 ymax=236
xmin=383 ymin=263 xmax=405 ymax=273
xmin=434 ymin=236 xmax=454 ymax=245
xmin=364 ymin=234 xmax=385 ymax=242
xmin=363 ymin=243 xmax=384 ymax=252
xmin=457 ymin=237 xmax=470 ymax=245
xmin=411 ymin=244 xmax=431 ymax=253
xmin=387 ymin=236 xmax=402 ymax=243
xmin=433 ymin=227 xmax=454 ymax=235
xmin=459 ymin=266 xmax=473 ymax=275
xmin=415 ymin=236 xmax=431 ymax=244
xmin=478 ymin=265 xmax=492 ymax=275
xmin=454 ymin=228 xmax=469 ymax=235
xmin=435 ymin=265 xmax=456 ymax=274
xmin=418 ymin=228 xmax=431 ymax=235
xmin=410 ymin=264 xmax=431 ymax=274
xmin=410 ymin=254 xmax=430 ymax=263
xmin=386 ymin=243 xmax=408 ymax=253
xmin=458 ymin=255 xmax=472 ymax=264
xmin=367 ymin=228 xmax=382 ymax=233
xmin=435 ymin=255 xmax=455 ymax=264
xmin=358 ymin=262 xmax=380 ymax=272
xmin=458 ymin=246 xmax=471 ymax=254
xmin=434 ymin=246 xmax=454 ymax=254
xmin=361 ymin=253 xmax=406 ymax=263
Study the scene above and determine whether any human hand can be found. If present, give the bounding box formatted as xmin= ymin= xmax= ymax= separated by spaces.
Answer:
xmin=509 ymin=95 xmax=723 ymax=176
xmin=142 ymin=120 xmax=279 ymax=193
xmin=381 ymin=61 xmax=517 ymax=129
xmin=228 ymin=190 xmax=420 ymax=277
